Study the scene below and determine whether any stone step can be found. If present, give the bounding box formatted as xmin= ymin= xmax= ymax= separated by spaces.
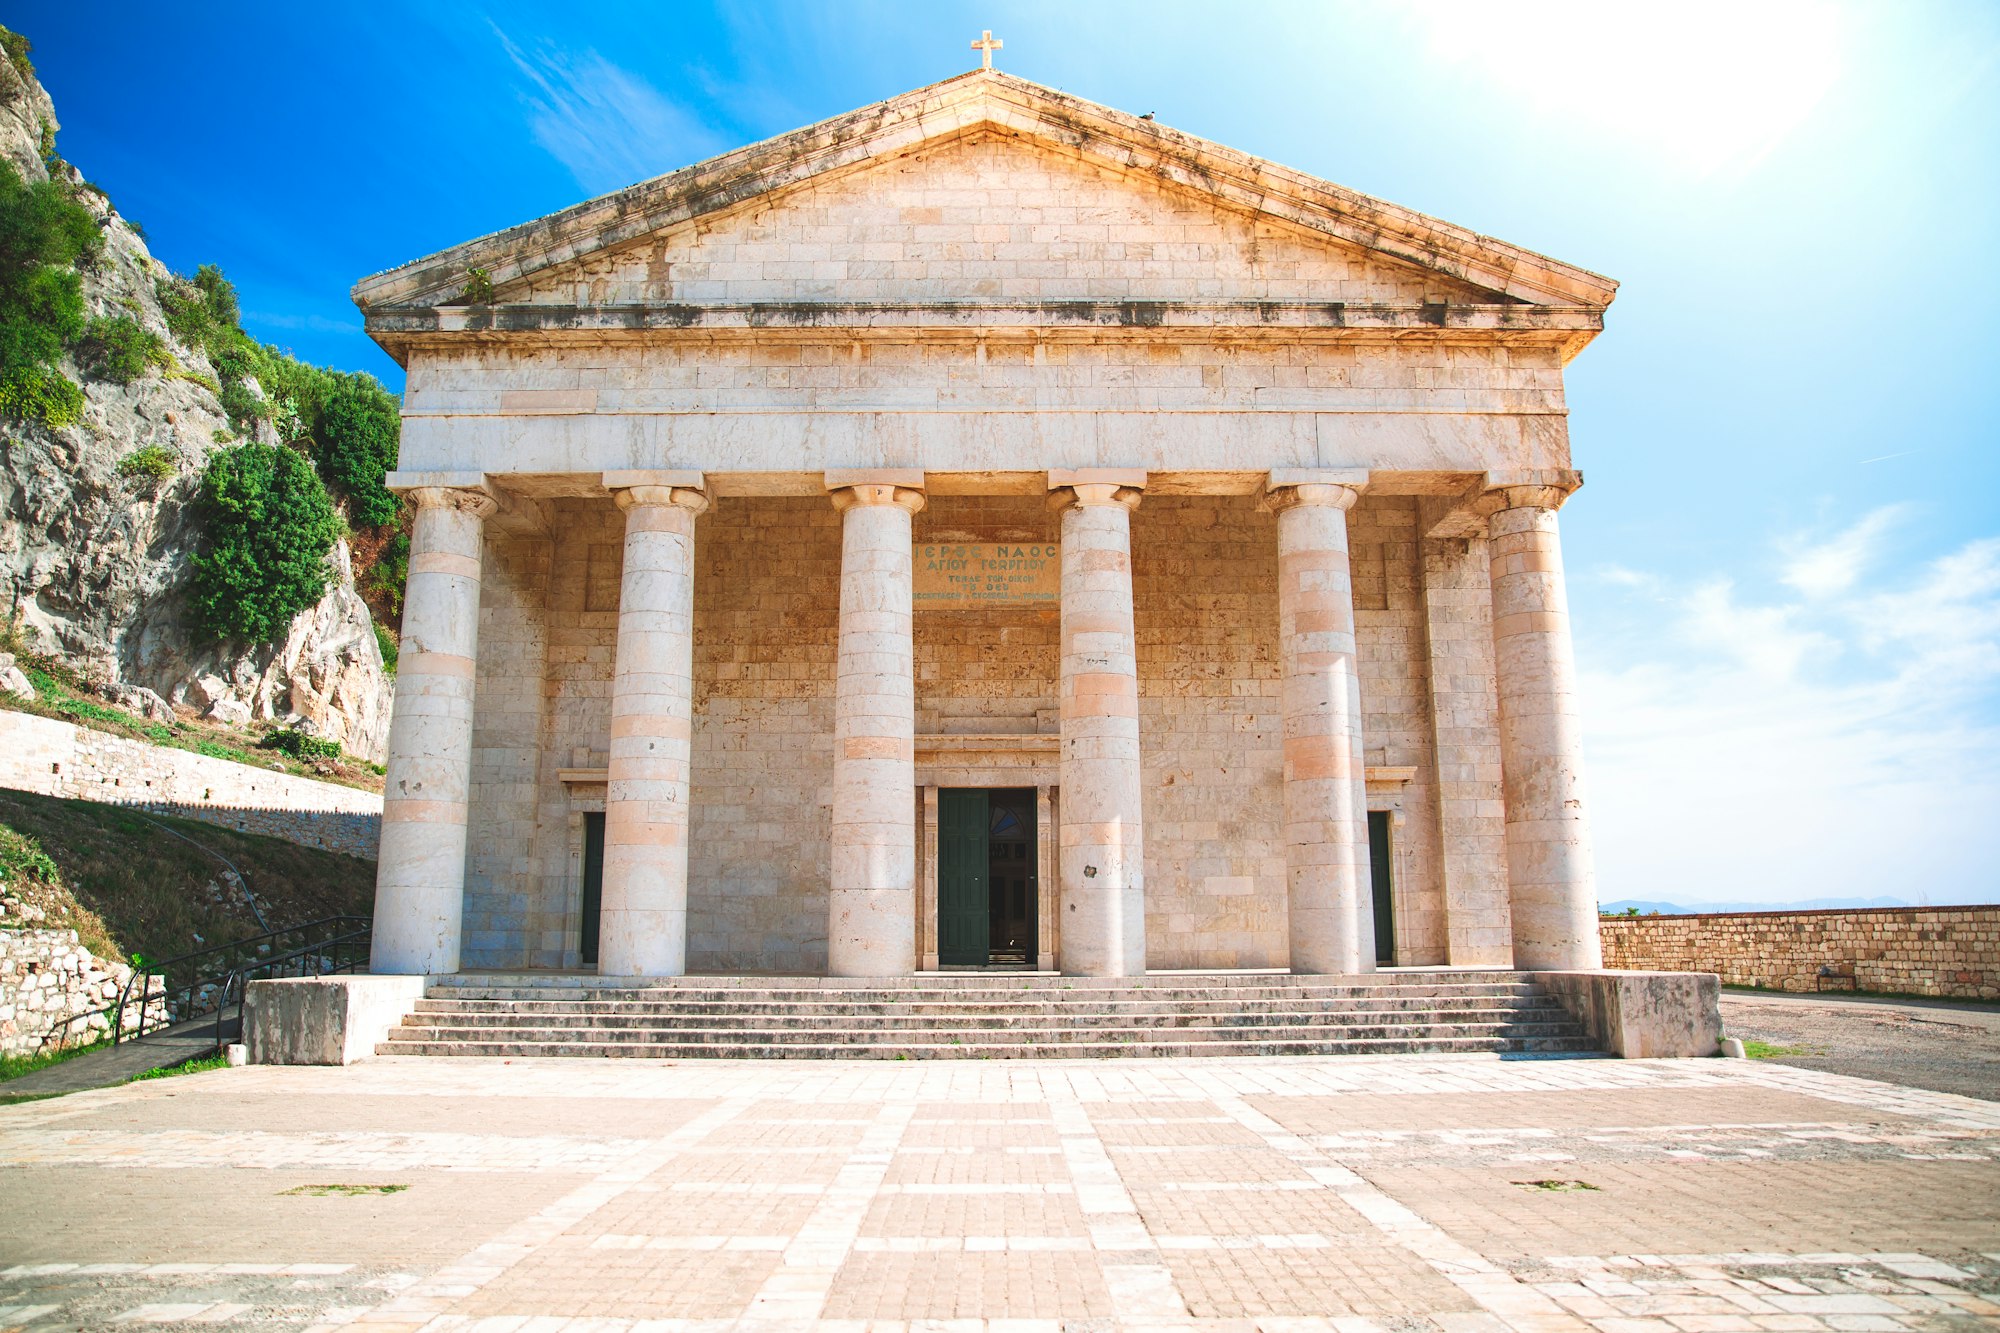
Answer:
xmin=426 ymin=976 xmax=1544 ymax=996
xmin=377 ymin=1034 xmax=1602 ymax=1059
xmin=410 ymin=991 xmax=1567 ymax=1014
xmin=429 ymin=971 xmax=1544 ymax=993
xmin=401 ymin=1004 xmax=1577 ymax=1032
xmin=387 ymin=1017 xmax=1586 ymax=1046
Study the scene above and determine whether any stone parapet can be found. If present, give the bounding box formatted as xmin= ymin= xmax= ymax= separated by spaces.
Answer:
xmin=1536 ymin=969 xmax=1722 ymax=1059
xmin=1601 ymin=906 xmax=2000 ymax=999
xmin=0 ymin=711 xmax=382 ymax=861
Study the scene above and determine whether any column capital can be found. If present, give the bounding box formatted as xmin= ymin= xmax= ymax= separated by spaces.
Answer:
xmin=1047 ymin=469 xmax=1146 ymax=512
xmin=613 ymin=483 xmax=710 ymax=516
xmin=1260 ymin=469 xmax=1368 ymax=514
xmin=825 ymin=470 xmax=926 ymax=514
xmin=1480 ymin=468 xmax=1583 ymax=514
xmin=403 ymin=485 xmax=497 ymax=519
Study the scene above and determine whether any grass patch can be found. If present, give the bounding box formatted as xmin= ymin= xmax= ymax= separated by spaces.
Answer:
xmin=1740 ymin=1040 xmax=1813 ymax=1060
xmin=130 ymin=1052 xmax=230 ymax=1081
xmin=0 ymin=1040 xmax=103 ymax=1084
xmin=1513 ymin=1179 xmax=1600 ymax=1192
xmin=281 ymin=1183 xmax=407 ymax=1197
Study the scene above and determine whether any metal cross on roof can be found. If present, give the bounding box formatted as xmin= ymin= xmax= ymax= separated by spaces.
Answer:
xmin=970 ymin=30 xmax=1003 ymax=70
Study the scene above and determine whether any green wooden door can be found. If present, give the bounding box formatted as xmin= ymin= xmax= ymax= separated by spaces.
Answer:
xmin=938 ymin=789 xmax=990 ymax=965
xmin=1367 ymin=810 xmax=1395 ymax=965
xmin=581 ymin=811 xmax=605 ymax=967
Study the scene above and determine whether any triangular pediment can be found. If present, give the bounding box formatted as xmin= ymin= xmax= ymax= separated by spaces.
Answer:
xmin=354 ymin=70 xmax=1615 ymax=316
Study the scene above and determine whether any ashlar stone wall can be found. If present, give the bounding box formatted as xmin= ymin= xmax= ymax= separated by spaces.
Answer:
xmin=1601 ymin=906 xmax=2000 ymax=999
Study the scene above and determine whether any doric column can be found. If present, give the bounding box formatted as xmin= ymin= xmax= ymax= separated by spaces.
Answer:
xmin=825 ymin=471 xmax=926 ymax=977
xmin=372 ymin=484 xmax=495 ymax=975
xmin=1048 ymin=469 xmax=1147 ymax=977
xmin=1482 ymin=472 xmax=1602 ymax=970
xmin=597 ymin=472 xmax=709 ymax=977
xmin=1263 ymin=471 xmax=1375 ymax=974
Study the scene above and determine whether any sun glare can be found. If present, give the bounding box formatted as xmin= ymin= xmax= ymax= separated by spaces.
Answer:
xmin=1405 ymin=0 xmax=1847 ymax=177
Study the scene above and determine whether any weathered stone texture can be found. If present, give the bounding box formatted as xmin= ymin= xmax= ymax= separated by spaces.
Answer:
xmin=1418 ymin=527 xmax=1512 ymax=966
xmin=0 ymin=928 xmax=163 ymax=1059
xmin=515 ymin=134 xmax=1500 ymax=308
xmin=688 ymin=499 xmax=841 ymax=973
xmin=0 ymin=710 xmax=381 ymax=859
xmin=461 ymin=536 xmax=552 ymax=968
xmin=1133 ymin=495 xmax=1285 ymax=970
xmin=1602 ymin=907 xmax=2000 ymax=1000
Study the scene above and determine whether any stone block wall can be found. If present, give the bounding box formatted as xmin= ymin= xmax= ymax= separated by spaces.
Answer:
xmin=690 ymin=498 xmax=841 ymax=972
xmin=1600 ymin=906 xmax=2000 ymax=999
xmin=1132 ymin=494 xmax=1286 ymax=969
xmin=0 ymin=711 xmax=382 ymax=861
xmin=0 ymin=928 xmax=164 ymax=1058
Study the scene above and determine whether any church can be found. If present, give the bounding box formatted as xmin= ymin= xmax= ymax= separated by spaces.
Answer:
xmin=355 ymin=64 xmax=1616 ymax=985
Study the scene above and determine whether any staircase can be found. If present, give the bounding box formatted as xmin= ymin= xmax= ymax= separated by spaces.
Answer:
xmin=379 ymin=971 xmax=1600 ymax=1059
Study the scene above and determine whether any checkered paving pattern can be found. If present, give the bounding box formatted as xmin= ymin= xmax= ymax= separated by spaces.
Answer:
xmin=0 ymin=1054 xmax=1994 ymax=1330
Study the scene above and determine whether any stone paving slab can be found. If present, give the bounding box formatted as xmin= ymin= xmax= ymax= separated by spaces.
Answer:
xmin=0 ymin=1054 xmax=1994 ymax=1331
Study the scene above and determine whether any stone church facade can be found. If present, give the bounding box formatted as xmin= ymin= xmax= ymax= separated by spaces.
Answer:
xmin=355 ymin=70 xmax=1618 ymax=981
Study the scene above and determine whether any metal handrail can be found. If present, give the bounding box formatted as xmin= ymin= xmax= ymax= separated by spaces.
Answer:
xmin=110 ymin=915 xmax=372 ymax=1046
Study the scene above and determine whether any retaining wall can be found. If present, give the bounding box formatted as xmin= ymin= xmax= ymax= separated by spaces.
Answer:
xmin=0 ymin=928 xmax=165 ymax=1058
xmin=1600 ymin=905 xmax=2000 ymax=999
xmin=0 ymin=711 xmax=382 ymax=861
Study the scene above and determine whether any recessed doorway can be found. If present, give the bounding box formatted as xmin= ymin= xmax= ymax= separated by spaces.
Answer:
xmin=937 ymin=787 xmax=1038 ymax=967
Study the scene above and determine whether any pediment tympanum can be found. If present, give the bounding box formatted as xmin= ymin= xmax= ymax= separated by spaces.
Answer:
xmin=353 ymin=69 xmax=1616 ymax=358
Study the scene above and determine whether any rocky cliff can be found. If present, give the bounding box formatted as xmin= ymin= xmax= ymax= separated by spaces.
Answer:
xmin=0 ymin=45 xmax=391 ymax=760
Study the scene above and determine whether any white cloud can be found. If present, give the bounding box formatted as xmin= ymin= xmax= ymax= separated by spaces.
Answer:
xmin=1777 ymin=505 xmax=1903 ymax=598
xmin=1579 ymin=521 xmax=2000 ymax=909
xmin=493 ymin=27 xmax=727 ymax=195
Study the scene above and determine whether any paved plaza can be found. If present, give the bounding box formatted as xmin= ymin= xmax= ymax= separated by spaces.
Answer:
xmin=1 ymin=1054 xmax=1997 ymax=1331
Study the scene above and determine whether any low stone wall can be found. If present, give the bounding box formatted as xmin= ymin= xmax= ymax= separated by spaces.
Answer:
xmin=0 ymin=928 xmax=165 ymax=1058
xmin=1601 ymin=905 xmax=2000 ymax=999
xmin=0 ymin=710 xmax=381 ymax=861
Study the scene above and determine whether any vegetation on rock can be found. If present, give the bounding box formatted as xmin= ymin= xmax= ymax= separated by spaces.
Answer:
xmin=114 ymin=443 xmax=177 ymax=486
xmin=0 ymin=156 xmax=100 ymax=429
xmin=189 ymin=441 xmax=342 ymax=643
xmin=260 ymin=726 xmax=341 ymax=762
xmin=155 ymin=264 xmax=402 ymax=536
xmin=76 ymin=314 xmax=168 ymax=385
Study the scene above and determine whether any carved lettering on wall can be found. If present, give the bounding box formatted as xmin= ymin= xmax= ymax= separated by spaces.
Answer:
xmin=914 ymin=542 xmax=1059 ymax=609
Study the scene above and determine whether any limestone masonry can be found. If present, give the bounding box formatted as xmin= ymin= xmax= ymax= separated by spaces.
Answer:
xmin=1602 ymin=906 xmax=2000 ymax=1000
xmin=0 ymin=711 xmax=382 ymax=861
xmin=0 ymin=928 xmax=163 ymax=1059
xmin=352 ymin=69 xmax=1621 ymax=980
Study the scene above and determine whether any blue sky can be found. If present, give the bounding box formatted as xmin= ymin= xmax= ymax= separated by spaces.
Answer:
xmin=19 ymin=1 xmax=2000 ymax=906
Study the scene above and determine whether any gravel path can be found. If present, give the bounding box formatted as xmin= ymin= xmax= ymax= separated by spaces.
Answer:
xmin=1720 ymin=988 xmax=2000 ymax=1099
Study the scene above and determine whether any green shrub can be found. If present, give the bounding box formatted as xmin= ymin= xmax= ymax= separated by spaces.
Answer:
xmin=0 ymin=24 xmax=34 ymax=82
xmin=76 ymin=315 xmax=169 ymax=384
xmin=318 ymin=374 xmax=401 ymax=524
xmin=116 ymin=444 xmax=176 ymax=484
xmin=0 ymin=156 xmax=99 ymax=429
xmin=189 ymin=442 xmax=340 ymax=643
xmin=259 ymin=727 xmax=340 ymax=761
xmin=0 ymin=366 xmax=81 ymax=428
xmin=366 ymin=529 xmax=410 ymax=618
xmin=373 ymin=622 xmax=398 ymax=674
xmin=459 ymin=267 xmax=494 ymax=304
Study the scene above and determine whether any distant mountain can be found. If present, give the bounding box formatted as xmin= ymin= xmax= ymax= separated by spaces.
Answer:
xmin=1602 ymin=896 xmax=1912 ymax=916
